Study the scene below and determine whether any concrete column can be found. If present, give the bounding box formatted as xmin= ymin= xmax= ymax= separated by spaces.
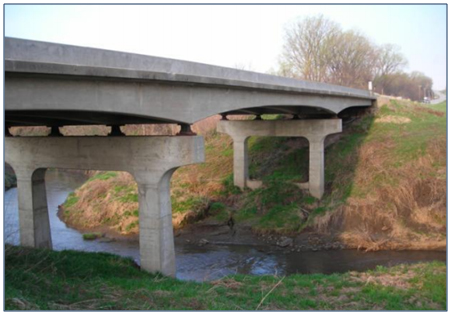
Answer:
xmin=15 ymin=168 xmax=52 ymax=248
xmin=307 ymin=136 xmax=326 ymax=199
xmin=233 ymin=136 xmax=249 ymax=188
xmin=133 ymin=169 xmax=177 ymax=277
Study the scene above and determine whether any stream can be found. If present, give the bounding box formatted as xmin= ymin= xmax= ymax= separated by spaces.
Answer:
xmin=4 ymin=169 xmax=446 ymax=282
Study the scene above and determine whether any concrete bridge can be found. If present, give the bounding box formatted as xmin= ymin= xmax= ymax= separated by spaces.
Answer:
xmin=5 ymin=38 xmax=375 ymax=277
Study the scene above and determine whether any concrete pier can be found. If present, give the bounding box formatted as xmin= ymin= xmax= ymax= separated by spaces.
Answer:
xmin=15 ymin=168 xmax=52 ymax=248
xmin=217 ymin=119 xmax=342 ymax=199
xmin=5 ymin=136 xmax=204 ymax=277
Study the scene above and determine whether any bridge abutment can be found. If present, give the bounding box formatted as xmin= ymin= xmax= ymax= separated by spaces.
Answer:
xmin=5 ymin=136 xmax=204 ymax=277
xmin=217 ymin=119 xmax=342 ymax=199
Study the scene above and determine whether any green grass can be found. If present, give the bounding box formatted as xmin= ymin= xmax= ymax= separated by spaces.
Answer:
xmin=118 ymin=193 xmax=139 ymax=203
xmin=5 ymin=246 xmax=446 ymax=310
xmin=86 ymin=171 xmax=118 ymax=182
xmin=125 ymin=221 xmax=138 ymax=232
xmin=248 ymin=136 xmax=287 ymax=153
xmin=172 ymin=195 xmax=207 ymax=214
xmin=209 ymin=202 xmax=230 ymax=222
xmin=113 ymin=184 xmax=139 ymax=203
xmin=256 ymin=203 xmax=302 ymax=232
xmin=216 ymin=174 xmax=242 ymax=196
xmin=63 ymin=193 xmax=79 ymax=208
xmin=82 ymin=232 xmax=103 ymax=240
xmin=430 ymin=101 xmax=447 ymax=112
xmin=368 ymin=101 xmax=446 ymax=163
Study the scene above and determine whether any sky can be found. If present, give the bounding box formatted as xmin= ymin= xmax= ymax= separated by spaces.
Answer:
xmin=4 ymin=4 xmax=447 ymax=89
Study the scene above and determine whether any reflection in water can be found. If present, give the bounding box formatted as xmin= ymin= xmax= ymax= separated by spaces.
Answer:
xmin=4 ymin=169 xmax=446 ymax=282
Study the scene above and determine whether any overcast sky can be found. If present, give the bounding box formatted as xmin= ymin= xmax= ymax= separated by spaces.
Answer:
xmin=5 ymin=4 xmax=447 ymax=89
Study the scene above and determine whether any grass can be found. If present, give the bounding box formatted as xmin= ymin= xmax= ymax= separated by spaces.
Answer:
xmin=209 ymin=202 xmax=230 ymax=222
xmin=82 ymin=232 xmax=103 ymax=240
xmin=63 ymin=193 xmax=79 ymax=208
xmin=5 ymin=245 xmax=446 ymax=310
xmin=86 ymin=171 xmax=118 ymax=182
xmin=61 ymin=172 xmax=140 ymax=235
xmin=324 ymin=100 xmax=447 ymax=250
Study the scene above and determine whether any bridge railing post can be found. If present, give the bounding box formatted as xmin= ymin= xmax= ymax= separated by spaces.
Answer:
xmin=15 ymin=168 xmax=52 ymax=249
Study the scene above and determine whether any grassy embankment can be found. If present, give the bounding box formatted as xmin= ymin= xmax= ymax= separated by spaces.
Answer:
xmin=61 ymin=99 xmax=446 ymax=249
xmin=5 ymin=245 xmax=446 ymax=310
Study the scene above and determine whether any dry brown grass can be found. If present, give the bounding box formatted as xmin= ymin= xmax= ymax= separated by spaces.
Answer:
xmin=375 ymin=116 xmax=411 ymax=124
xmin=312 ymin=133 xmax=446 ymax=251
xmin=171 ymin=132 xmax=234 ymax=196
xmin=310 ymin=97 xmax=446 ymax=250
xmin=376 ymin=96 xmax=417 ymax=108
xmin=65 ymin=172 xmax=139 ymax=235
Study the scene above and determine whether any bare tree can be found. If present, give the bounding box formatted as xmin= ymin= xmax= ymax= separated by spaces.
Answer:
xmin=280 ymin=15 xmax=341 ymax=82
xmin=326 ymin=30 xmax=377 ymax=89
xmin=279 ymin=15 xmax=375 ymax=89
xmin=381 ymin=71 xmax=433 ymax=101
xmin=278 ymin=14 xmax=433 ymax=98
xmin=373 ymin=44 xmax=408 ymax=94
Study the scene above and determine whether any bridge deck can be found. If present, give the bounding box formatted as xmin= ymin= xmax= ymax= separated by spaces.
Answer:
xmin=5 ymin=37 xmax=376 ymax=127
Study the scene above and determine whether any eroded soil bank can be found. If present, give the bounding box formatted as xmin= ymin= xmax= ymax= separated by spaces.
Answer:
xmin=59 ymin=205 xmax=446 ymax=254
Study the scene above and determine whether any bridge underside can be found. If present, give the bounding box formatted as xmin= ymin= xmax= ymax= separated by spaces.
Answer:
xmin=5 ymin=104 xmax=369 ymax=128
xmin=6 ymin=110 xmax=177 ymax=127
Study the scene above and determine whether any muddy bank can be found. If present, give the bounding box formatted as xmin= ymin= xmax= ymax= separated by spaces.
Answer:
xmin=58 ymin=203 xmax=346 ymax=253
xmin=173 ymin=218 xmax=345 ymax=252
xmin=176 ymin=216 xmax=446 ymax=252
xmin=61 ymin=209 xmax=445 ymax=253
